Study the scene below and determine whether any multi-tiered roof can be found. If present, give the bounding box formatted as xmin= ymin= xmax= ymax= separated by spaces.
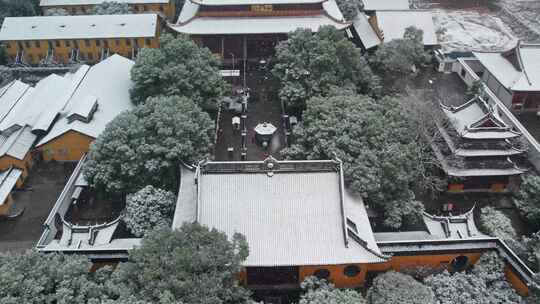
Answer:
xmin=433 ymin=96 xmax=527 ymax=177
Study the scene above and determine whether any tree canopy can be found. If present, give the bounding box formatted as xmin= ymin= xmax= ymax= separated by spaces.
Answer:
xmin=425 ymin=252 xmax=522 ymax=304
xmin=130 ymin=34 xmax=228 ymax=106
xmin=109 ymin=224 xmax=251 ymax=304
xmin=335 ymin=0 xmax=361 ymax=21
xmin=272 ymin=26 xmax=380 ymax=110
xmin=0 ymin=0 xmax=38 ymax=23
xmin=366 ymin=271 xmax=435 ymax=304
xmin=84 ymin=95 xmax=214 ymax=195
xmin=0 ymin=251 xmax=112 ymax=303
xmin=299 ymin=276 xmax=366 ymax=304
xmin=92 ymin=1 xmax=131 ymax=15
xmin=370 ymin=27 xmax=431 ymax=78
xmin=480 ymin=206 xmax=517 ymax=240
xmin=514 ymin=174 xmax=540 ymax=231
xmin=282 ymin=90 xmax=426 ymax=228
xmin=124 ymin=185 xmax=177 ymax=237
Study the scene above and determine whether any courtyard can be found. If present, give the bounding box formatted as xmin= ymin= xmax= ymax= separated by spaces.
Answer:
xmin=215 ymin=69 xmax=287 ymax=161
xmin=0 ymin=161 xmax=75 ymax=253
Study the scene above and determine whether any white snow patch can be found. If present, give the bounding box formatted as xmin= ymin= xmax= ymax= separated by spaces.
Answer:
xmin=433 ymin=9 xmax=517 ymax=52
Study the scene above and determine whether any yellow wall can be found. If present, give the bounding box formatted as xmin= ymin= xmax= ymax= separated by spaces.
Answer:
xmin=4 ymin=23 xmax=160 ymax=65
xmin=0 ymin=154 xmax=33 ymax=180
xmin=505 ymin=264 xmax=530 ymax=296
xmin=37 ymin=130 xmax=95 ymax=162
xmin=0 ymin=194 xmax=14 ymax=216
xmin=42 ymin=1 xmax=175 ymax=20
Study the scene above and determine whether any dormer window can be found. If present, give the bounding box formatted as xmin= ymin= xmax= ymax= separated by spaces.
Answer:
xmin=67 ymin=96 xmax=98 ymax=124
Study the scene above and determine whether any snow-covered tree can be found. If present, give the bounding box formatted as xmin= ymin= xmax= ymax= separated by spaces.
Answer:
xmin=110 ymin=223 xmax=251 ymax=304
xmin=84 ymin=95 xmax=214 ymax=196
xmin=425 ymin=252 xmax=522 ymax=304
xmin=124 ymin=185 xmax=176 ymax=237
xmin=272 ymin=26 xmax=380 ymax=110
xmin=92 ymin=1 xmax=131 ymax=15
xmin=130 ymin=34 xmax=227 ymax=106
xmin=299 ymin=276 xmax=366 ymax=304
xmin=335 ymin=0 xmax=362 ymax=21
xmin=0 ymin=251 xmax=113 ymax=303
xmin=283 ymin=90 xmax=426 ymax=228
xmin=480 ymin=206 xmax=517 ymax=240
xmin=515 ymin=174 xmax=540 ymax=230
xmin=366 ymin=271 xmax=435 ymax=304
xmin=370 ymin=27 xmax=431 ymax=78
xmin=528 ymin=273 xmax=540 ymax=304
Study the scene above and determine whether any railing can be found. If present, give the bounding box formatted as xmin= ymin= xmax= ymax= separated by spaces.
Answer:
xmin=201 ymin=159 xmax=339 ymax=173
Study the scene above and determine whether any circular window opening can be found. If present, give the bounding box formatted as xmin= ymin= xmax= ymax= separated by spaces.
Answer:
xmin=451 ymin=255 xmax=469 ymax=271
xmin=343 ymin=265 xmax=360 ymax=277
xmin=314 ymin=268 xmax=330 ymax=280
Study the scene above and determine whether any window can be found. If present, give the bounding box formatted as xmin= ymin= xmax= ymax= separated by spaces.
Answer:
xmin=5 ymin=43 xmax=9 ymax=49
xmin=65 ymin=40 xmax=70 ymax=47
xmin=159 ymin=5 xmax=164 ymax=11
xmin=460 ymin=68 xmax=466 ymax=78
xmin=18 ymin=42 xmax=23 ymax=49
xmin=35 ymin=41 xmax=41 ymax=48
xmin=24 ymin=41 xmax=31 ymax=48
xmin=145 ymin=38 xmax=152 ymax=46
xmin=142 ymin=5 xmax=147 ymax=11
xmin=115 ymin=39 xmax=120 ymax=46
xmin=343 ymin=265 xmax=360 ymax=277
xmin=96 ymin=40 xmax=101 ymax=47
xmin=55 ymin=40 xmax=60 ymax=47
xmin=313 ymin=269 xmax=330 ymax=280
xmin=126 ymin=39 xmax=131 ymax=46
xmin=84 ymin=39 xmax=91 ymax=47
xmin=451 ymin=256 xmax=469 ymax=271
xmin=103 ymin=40 xmax=109 ymax=48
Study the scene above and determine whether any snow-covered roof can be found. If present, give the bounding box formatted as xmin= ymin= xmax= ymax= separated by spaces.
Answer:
xmin=37 ymin=55 xmax=135 ymax=146
xmin=0 ymin=167 xmax=22 ymax=205
xmin=441 ymin=96 xmax=521 ymax=140
xmin=0 ymin=126 xmax=36 ymax=160
xmin=352 ymin=12 xmax=380 ymax=49
xmin=361 ymin=0 xmax=409 ymax=11
xmin=190 ymin=0 xmax=323 ymax=5
xmin=423 ymin=208 xmax=487 ymax=239
xmin=376 ymin=10 xmax=437 ymax=45
xmin=174 ymin=158 xmax=386 ymax=267
xmin=173 ymin=0 xmax=348 ymax=34
xmin=0 ymin=14 xmax=158 ymax=41
xmin=40 ymin=0 xmax=169 ymax=5
xmin=474 ymin=43 xmax=540 ymax=91
xmin=0 ymin=74 xmax=75 ymax=134
xmin=0 ymin=81 xmax=31 ymax=123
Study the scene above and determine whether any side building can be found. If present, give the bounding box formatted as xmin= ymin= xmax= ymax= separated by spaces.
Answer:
xmin=432 ymin=96 xmax=528 ymax=192
xmin=40 ymin=0 xmax=176 ymax=21
xmin=0 ymin=14 xmax=161 ymax=65
xmin=36 ymin=54 xmax=135 ymax=161
xmin=473 ymin=42 xmax=540 ymax=112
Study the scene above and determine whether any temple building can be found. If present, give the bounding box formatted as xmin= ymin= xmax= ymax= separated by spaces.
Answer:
xmin=40 ymin=0 xmax=176 ymax=21
xmin=432 ymin=96 xmax=528 ymax=192
xmin=473 ymin=42 xmax=540 ymax=112
xmin=0 ymin=14 xmax=160 ymax=65
xmin=169 ymin=0 xmax=350 ymax=64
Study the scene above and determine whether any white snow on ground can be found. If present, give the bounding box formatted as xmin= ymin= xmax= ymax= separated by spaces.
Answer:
xmin=498 ymin=0 xmax=540 ymax=38
xmin=433 ymin=9 xmax=518 ymax=52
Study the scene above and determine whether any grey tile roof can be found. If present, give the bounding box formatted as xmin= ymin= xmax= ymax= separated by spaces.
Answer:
xmin=173 ymin=159 xmax=386 ymax=267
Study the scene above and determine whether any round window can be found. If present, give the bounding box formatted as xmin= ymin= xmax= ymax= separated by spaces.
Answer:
xmin=343 ymin=265 xmax=360 ymax=277
xmin=314 ymin=268 xmax=330 ymax=279
xmin=451 ymin=255 xmax=469 ymax=271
